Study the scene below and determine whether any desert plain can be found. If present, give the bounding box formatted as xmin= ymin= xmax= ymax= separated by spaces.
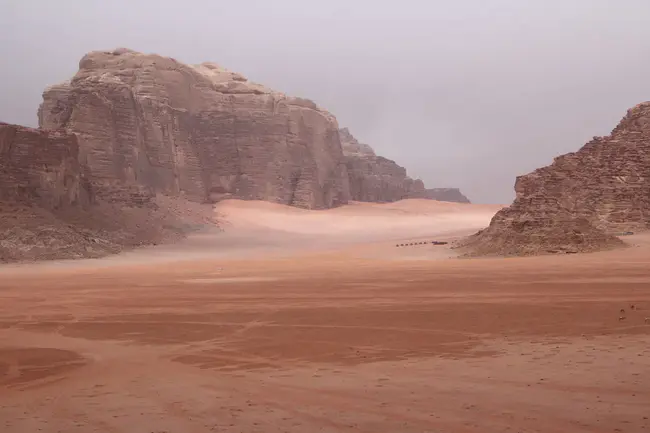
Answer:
xmin=1 ymin=199 xmax=649 ymax=433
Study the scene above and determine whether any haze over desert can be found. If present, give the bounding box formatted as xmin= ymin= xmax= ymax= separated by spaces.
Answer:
xmin=3 ymin=2 xmax=650 ymax=432
xmin=2 ymin=200 xmax=650 ymax=432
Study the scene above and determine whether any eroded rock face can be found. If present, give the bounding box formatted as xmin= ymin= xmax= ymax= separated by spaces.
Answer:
xmin=345 ymin=153 xmax=425 ymax=203
xmin=0 ymin=122 xmax=91 ymax=209
xmin=39 ymin=48 xmax=350 ymax=209
xmin=339 ymin=127 xmax=376 ymax=157
xmin=461 ymin=209 xmax=625 ymax=256
xmin=340 ymin=128 xmax=426 ymax=202
xmin=0 ymin=122 xmax=194 ymax=263
xmin=340 ymin=128 xmax=470 ymax=203
xmin=462 ymin=103 xmax=650 ymax=256
xmin=0 ymin=122 xmax=96 ymax=261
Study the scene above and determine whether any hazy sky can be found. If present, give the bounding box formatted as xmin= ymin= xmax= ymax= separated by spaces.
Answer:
xmin=2 ymin=0 xmax=650 ymax=203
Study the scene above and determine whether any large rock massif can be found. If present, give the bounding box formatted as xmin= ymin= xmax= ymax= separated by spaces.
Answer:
xmin=39 ymin=49 xmax=469 ymax=210
xmin=39 ymin=48 xmax=350 ymax=209
xmin=463 ymin=103 xmax=650 ymax=256
xmin=2 ymin=47 xmax=470 ymax=262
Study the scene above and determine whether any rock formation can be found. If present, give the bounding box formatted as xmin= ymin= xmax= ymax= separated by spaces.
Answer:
xmin=38 ymin=48 xmax=469 ymax=211
xmin=462 ymin=210 xmax=624 ymax=256
xmin=339 ymin=127 xmax=376 ymax=158
xmin=462 ymin=102 xmax=650 ymax=255
xmin=413 ymin=188 xmax=471 ymax=203
xmin=39 ymin=48 xmax=350 ymax=209
xmin=0 ymin=122 xmax=91 ymax=210
xmin=341 ymin=126 xmax=424 ymax=202
xmin=339 ymin=127 xmax=470 ymax=203
xmin=3 ymin=47 xmax=473 ymax=262
xmin=0 ymin=122 xmax=195 ymax=262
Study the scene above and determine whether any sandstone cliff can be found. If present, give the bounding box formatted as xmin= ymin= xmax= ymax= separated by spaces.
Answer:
xmin=462 ymin=103 xmax=650 ymax=255
xmin=339 ymin=127 xmax=376 ymax=158
xmin=0 ymin=122 xmax=91 ymax=209
xmin=0 ymin=122 xmax=198 ymax=262
xmin=340 ymin=128 xmax=470 ymax=203
xmin=39 ymin=48 xmax=350 ymax=209
xmin=341 ymin=127 xmax=425 ymax=202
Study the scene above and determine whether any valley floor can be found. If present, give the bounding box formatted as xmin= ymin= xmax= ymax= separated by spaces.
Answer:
xmin=1 ymin=200 xmax=649 ymax=432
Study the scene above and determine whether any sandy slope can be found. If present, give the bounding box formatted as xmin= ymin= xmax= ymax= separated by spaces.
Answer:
xmin=0 ymin=199 xmax=502 ymax=271
xmin=215 ymin=199 xmax=499 ymax=237
xmin=131 ymin=198 xmax=502 ymax=264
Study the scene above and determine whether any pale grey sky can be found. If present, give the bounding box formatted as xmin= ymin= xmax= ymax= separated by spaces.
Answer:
xmin=2 ymin=0 xmax=650 ymax=203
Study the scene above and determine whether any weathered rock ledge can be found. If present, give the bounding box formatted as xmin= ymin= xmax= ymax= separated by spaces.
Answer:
xmin=461 ymin=103 xmax=650 ymax=256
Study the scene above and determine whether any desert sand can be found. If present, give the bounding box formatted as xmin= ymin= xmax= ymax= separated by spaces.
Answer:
xmin=1 ymin=200 xmax=649 ymax=433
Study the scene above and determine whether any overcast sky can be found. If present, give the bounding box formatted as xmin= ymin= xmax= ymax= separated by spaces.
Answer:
xmin=2 ymin=0 xmax=650 ymax=203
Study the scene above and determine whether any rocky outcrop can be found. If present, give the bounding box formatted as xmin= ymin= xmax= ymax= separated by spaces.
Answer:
xmin=0 ymin=122 xmax=91 ymax=210
xmin=344 ymin=154 xmax=425 ymax=203
xmin=340 ymin=127 xmax=470 ymax=203
xmin=0 ymin=122 xmax=198 ymax=263
xmin=39 ymin=48 xmax=350 ymax=210
xmin=461 ymin=210 xmax=624 ymax=256
xmin=413 ymin=188 xmax=471 ymax=203
xmin=461 ymin=102 xmax=650 ymax=256
xmin=341 ymin=127 xmax=425 ymax=202
xmin=339 ymin=127 xmax=376 ymax=157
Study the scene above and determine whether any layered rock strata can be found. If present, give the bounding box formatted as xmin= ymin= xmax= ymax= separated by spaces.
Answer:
xmin=340 ymin=127 xmax=470 ymax=203
xmin=0 ymin=122 xmax=91 ymax=209
xmin=3 ymin=47 xmax=475 ymax=261
xmin=39 ymin=48 xmax=350 ymax=209
xmin=0 ymin=122 xmax=192 ymax=262
xmin=462 ymin=103 xmax=650 ymax=255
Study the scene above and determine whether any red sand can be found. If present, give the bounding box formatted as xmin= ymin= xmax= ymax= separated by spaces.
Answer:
xmin=1 ymin=200 xmax=648 ymax=432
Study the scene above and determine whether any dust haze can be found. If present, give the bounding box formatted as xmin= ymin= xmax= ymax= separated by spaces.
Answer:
xmin=4 ymin=3 xmax=650 ymax=430
xmin=2 ymin=0 xmax=650 ymax=202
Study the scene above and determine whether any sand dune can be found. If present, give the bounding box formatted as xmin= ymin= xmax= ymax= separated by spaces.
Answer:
xmin=0 ymin=199 xmax=502 ymax=271
xmin=215 ymin=198 xmax=501 ymax=239
xmin=121 ymin=199 xmax=504 ymax=264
